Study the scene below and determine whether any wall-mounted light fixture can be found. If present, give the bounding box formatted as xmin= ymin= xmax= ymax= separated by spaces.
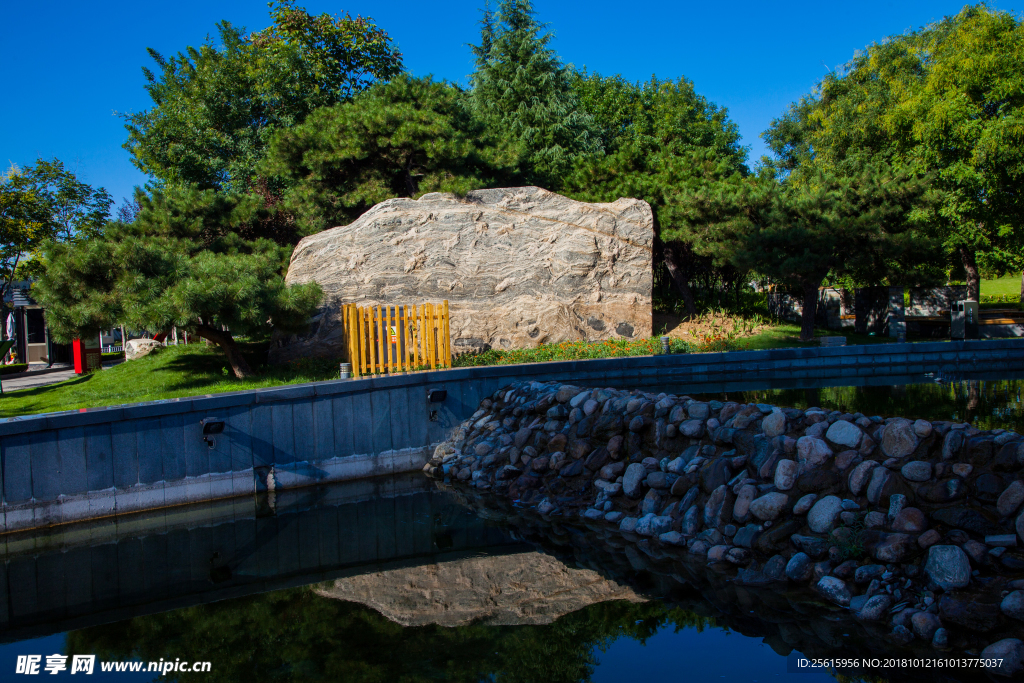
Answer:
xmin=426 ymin=388 xmax=447 ymax=422
xmin=201 ymin=418 xmax=225 ymax=448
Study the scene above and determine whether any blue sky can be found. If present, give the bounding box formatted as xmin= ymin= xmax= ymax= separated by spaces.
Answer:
xmin=2 ymin=0 xmax=1010 ymax=207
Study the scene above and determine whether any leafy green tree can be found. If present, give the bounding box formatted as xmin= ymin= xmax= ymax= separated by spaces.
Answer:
xmin=0 ymin=167 xmax=44 ymax=305
xmin=469 ymin=0 xmax=600 ymax=188
xmin=20 ymin=159 xmax=113 ymax=243
xmin=32 ymin=189 xmax=321 ymax=378
xmin=0 ymin=159 xmax=112 ymax=300
xmin=124 ymin=0 xmax=403 ymax=194
xmin=685 ymin=159 xmax=936 ymax=340
xmin=772 ymin=5 xmax=1024 ymax=300
xmin=565 ymin=75 xmax=748 ymax=316
xmin=265 ymin=75 xmax=519 ymax=233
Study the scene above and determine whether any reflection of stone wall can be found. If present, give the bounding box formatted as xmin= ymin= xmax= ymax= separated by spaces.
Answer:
xmin=855 ymin=287 xmax=889 ymax=335
xmin=909 ymin=286 xmax=969 ymax=316
xmin=270 ymin=187 xmax=654 ymax=362
xmin=316 ymin=551 xmax=643 ymax=626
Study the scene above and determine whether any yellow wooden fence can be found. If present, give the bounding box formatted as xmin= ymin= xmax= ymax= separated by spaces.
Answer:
xmin=340 ymin=301 xmax=451 ymax=376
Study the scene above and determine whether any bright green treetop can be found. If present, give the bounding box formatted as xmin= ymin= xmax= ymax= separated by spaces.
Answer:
xmin=123 ymin=0 xmax=403 ymax=193
xmin=768 ymin=4 xmax=1024 ymax=299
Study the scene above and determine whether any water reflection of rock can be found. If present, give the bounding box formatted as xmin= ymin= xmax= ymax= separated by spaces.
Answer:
xmin=452 ymin=489 xmax=999 ymax=683
xmin=316 ymin=551 xmax=644 ymax=627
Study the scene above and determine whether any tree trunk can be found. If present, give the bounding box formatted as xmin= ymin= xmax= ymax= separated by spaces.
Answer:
xmin=661 ymin=242 xmax=698 ymax=318
xmin=800 ymin=281 xmax=821 ymax=342
xmin=404 ymin=156 xmax=417 ymax=197
xmin=195 ymin=324 xmax=254 ymax=378
xmin=960 ymin=246 xmax=981 ymax=301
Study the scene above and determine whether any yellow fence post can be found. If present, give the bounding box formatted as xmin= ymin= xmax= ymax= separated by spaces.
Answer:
xmin=442 ymin=299 xmax=450 ymax=368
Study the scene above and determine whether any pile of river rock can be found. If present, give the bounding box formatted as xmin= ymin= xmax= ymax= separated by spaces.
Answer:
xmin=425 ymin=380 xmax=1024 ymax=675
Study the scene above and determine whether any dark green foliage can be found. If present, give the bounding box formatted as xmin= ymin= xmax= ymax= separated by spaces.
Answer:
xmin=469 ymin=0 xmax=601 ymax=188
xmin=683 ymin=159 xmax=936 ymax=340
xmin=564 ymin=74 xmax=748 ymax=316
xmin=66 ymin=586 xmax=712 ymax=683
xmin=265 ymin=75 xmax=519 ymax=233
xmin=124 ymin=0 xmax=403 ymax=193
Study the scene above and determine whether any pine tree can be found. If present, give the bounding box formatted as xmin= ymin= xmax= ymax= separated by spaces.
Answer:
xmin=469 ymin=0 xmax=600 ymax=189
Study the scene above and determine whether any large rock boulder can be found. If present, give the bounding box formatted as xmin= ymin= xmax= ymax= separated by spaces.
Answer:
xmin=125 ymin=338 xmax=164 ymax=361
xmin=270 ymin=187 xmax=654 ymax=361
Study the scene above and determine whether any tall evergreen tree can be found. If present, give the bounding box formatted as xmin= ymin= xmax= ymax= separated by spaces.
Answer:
xmin=469 ymin=0 xmax=600 ymax=189
xmin=685 ymin=159 xmax=937 ymax=341
xmin=565 ymin=75 xmax=748 ymax=316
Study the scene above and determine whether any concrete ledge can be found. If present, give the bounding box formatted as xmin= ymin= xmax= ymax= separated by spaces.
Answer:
xmin=2 ymin=338 xmax=1021 ymax=531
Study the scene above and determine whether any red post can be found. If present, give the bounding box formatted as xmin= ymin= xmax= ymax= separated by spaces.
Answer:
xmin=73 ymin=337 xmax=102 ymax=374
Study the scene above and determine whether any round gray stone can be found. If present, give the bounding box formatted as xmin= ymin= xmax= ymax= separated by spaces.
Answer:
xmin=774 ymin=459 xmax=797 ymax=491
xmin=816 ymin=576 xmax=852 ymax=606
xmin=622 ymin=463 xmax=647 ymax=499
xmin=762 ymin=410 xmax=786 ymax=437
xmin=826 ymin=420 xmax=862 ymax=448
xmin=807 ymin=495 xmax=843 ymax=533
xmin=1001 ymin=590 xmax=1024 ymax=621
xmin=749 ymin=492 xmax=788 ymax=521
xmin=785 ymin=552 xmax=813 ymax=581
xmin=882 ymin=419 xmax=919 ymax=458
xmin=793 ymin=493 xmax=818 ymax=515
xmin=900 ymin=460 xmax=932 ymax=482
xmin=797 ymin=437 xmax=833 ymax=468
xmin=998 ymin=480 xmax=1024 ymax=518
xmin=858 ymin=594 xmax=892 ymax=621
xmin=847 ymin=460 xmax=879 ymax=495
xmin=982 ymin=638 xmax=1024 ymax=677
xmin=924 ymin=545 xmax=971 ymax=591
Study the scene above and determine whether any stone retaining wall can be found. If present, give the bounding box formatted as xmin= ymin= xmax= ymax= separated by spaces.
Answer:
xmin=427 ymin=380 xmax=1024 ymax=675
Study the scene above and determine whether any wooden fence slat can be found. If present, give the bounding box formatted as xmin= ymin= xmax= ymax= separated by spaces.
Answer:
xmin=442 ymin=299 xmax=450 ymax=368
xmin=365 ymin=307 xmax=374 ymax=374
xmin=359 ymin=306 xmax=367 ymax=376
xmin=389 ymin=306 xmax=397 ymax=373
xmin=427 ymin=303 xmax=436 ymax=369
xmin=403 ymin=305 xmax=412 ymax=372
xmin=415 ymin=304 xmax=423 ymax=369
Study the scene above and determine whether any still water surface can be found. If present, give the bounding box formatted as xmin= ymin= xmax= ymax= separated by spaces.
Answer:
xmin=0 ymin=375 xmax=1020 ymax=682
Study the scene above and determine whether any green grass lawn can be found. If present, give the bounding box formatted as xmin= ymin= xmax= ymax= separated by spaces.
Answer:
xmin=982 ymin=273 xmax=1020 ymax=299
xmin=0 ymin=324 xmax=913 ymax=419
xmin=0 ymin=343 xmax=341 ymax=419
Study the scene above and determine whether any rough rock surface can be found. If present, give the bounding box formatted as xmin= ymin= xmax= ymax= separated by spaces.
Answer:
xmin=271 ymin=187 xmax=654 ymax=361
xmin=125 ymin=338 xmax=164 ymax=361
xmin=316 ymin=551 xmax=643 ymax=626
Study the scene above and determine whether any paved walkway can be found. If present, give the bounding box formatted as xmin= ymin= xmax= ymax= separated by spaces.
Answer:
xmin=1 ymin=363 xmax=119 ymax=393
